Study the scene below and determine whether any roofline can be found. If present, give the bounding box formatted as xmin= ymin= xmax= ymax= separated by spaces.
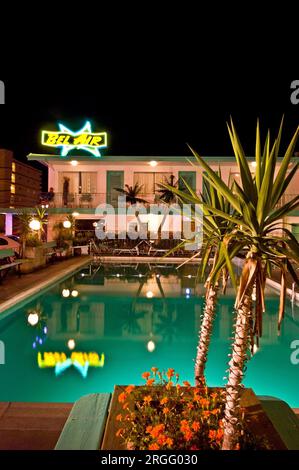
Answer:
xmin=27 ymin=153 xmax=293 ymax=164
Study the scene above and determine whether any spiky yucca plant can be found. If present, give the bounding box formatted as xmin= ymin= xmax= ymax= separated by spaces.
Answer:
xmin=185 ymin=118 xmax=299 ymax=449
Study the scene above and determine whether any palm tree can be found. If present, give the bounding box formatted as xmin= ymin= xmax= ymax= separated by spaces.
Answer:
xmin=156 ymin=174 xmax=178 ymax=204
xmin=185 ymin=118 xmax=299 ymax=449
xmin=114 ymin=183 xmax=148 ymax=205
xmin=163 ymin=175 xmax=236 ymax=384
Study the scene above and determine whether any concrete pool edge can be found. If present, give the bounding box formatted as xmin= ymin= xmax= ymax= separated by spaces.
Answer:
xmin=0 ymin=256 xmax=92 ymax=319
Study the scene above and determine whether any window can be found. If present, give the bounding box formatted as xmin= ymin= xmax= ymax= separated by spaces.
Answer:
xmin=10 ymin=184 xmax=15 ymax=194
xmin=12 ymin=162 xmax=16 ymax=172
xmin=133 ymin=172 xmax=172 ymax=194
xmin=11 ymin=173 xmax=15 ymax=183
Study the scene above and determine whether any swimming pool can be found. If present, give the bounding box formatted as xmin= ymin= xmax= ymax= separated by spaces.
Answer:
xmin=0 ymin=262 xmax=298 ymax=407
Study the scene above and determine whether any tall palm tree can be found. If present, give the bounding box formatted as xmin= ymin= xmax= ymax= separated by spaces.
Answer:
xmin=114 ymin=183 xmax=148 ymax=205
xmin=164 ymin=175 xmax=237 ymax=384
xmin=185 ymin=118 xmax=299 ymax=449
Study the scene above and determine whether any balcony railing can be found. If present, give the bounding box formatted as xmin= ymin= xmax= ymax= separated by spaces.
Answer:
xmin=39 ymin=192 xmax=177 ymax=209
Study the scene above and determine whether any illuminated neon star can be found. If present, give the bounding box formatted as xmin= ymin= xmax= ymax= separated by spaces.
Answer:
xmin=58 ymin=121 xmax=106 ymax=157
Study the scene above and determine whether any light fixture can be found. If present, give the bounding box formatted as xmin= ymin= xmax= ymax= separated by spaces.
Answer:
xmin=63 ymin=220 xmax=72 ymax=229
xmin=29 ymin=219 xmax=41 ymax=231
xmin=156 ymin=274 xmax=160 ymax=278
xmin=72 ymin=212 xmax=79 ymax=217
xmin=250 ymin=161 xmax=257 ymax=168
xmin=71 ymin=290 xmax=79 ymax=297
xmin=93 ymin=222 xmax=98 ymax=227
xmin=149 ymin=160 xmax=157 ymax=167
xmin=139 ymin=273 xmax=143 ymax=278
xmin=188 ymin=274 xmax=192 ymax=279
xmin=185 ymin=288 xmax=191 ymax=295
xmin=146 ymin=291 xmax=154 ymax=299
xmin=71 ymin=160 xmax=78 ymax=166
xmin=62 ymin=288 xmax=70 ymax=298
xmin=67 ymin=339 xmax=76 ymax=350
xmin=43 ymin=326 xmax=48 ymax=334
xmin=116 ymin=273 xmax=120 ymax=277
xmin=27 ymin=313 xmax=39 ymax=326
xmin=147 ymin=340 xmax=156 ymax=352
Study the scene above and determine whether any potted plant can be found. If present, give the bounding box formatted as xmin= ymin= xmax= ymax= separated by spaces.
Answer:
xmin=79 ymin=193 xmax=93 ymax=206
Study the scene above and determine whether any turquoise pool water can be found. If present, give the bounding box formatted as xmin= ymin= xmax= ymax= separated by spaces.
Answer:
xmin=0 ymin=263 xmax=298 ymax=406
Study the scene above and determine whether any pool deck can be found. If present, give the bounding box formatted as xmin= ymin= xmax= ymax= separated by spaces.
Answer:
xmin=0 ymin=402 xmax=72 ymax=450
xmin=0 ymin=255 xmax=92 ymax=315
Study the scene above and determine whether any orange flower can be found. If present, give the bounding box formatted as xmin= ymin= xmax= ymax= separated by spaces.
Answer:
xmin=203 ymin=410 xmax=211 ymax=418
xmin=183 ymin=429 xmax=193 ymax=442
xmin=142 ymin=372 xmax=151 ymax=380
xmin=146 ymin=425 xmax=153 ymax=434
xmin=160 ymin=397 xmax=168 ymax=405
xmin=143 ymin=395 xmax=152 ymax=404
xmin=149 ymin=443 xmax=160 ymax=450
xmin=183 ymin=380 xmax=191 ymax=387
xmin=125 ymin=385 xmax=135 ymax=394
xmin=166 ymin=368 xmax=175 ymax=379
xmin=166 ymin=381 xmax=173 ymax=390
xmin=146 ymin=378 xmax=155 ymax=386
xmin=162 ymin=407 xmax=170 ymax=415
xmin=116 ymin=428 xmax=124 ymax=437
xmin=209 ymin=430 xmax=216 ymax=440
xmin=116 ymin=414 xmax=122 ymax=421
xmin=151 ymin=367 xmax=158 ymax=373
xmin=150 ymin=424 xmax=165 ymax=438
xmin=211 ymin=408 xmax=220 ymax=415
xmin=191 ymin=421 xmax=201 ymax=432
xmin=166 ymin=437 xmax=173 ymax=447
xmin=118 ymin=392 xmax=127 ymax=403
xmin=200 ymin=398 xmax=210 ymax=408
xmin=180 ymin=419 xmax=189 ymax=432
xmin=157 ymin=434 xmax=167 ymax=446
xmin=187 ymin=403 xmax=194 ymax=410
xmin=122 ymin=402 xmax=129 ymax=410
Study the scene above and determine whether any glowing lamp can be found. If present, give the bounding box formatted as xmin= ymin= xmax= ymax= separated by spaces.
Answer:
xmin=67 ymin=339 xmax=76 ymax=350
xmin=62 ymin=289 xmax=70 ymax=298
xmin=147 ymin=340 xmax=156 ymax=352
xmin=146 ymin=291 xmax=154 ymax=299
xmin=250 ymin=161 xmax=257 ymax=168
xmin=72 ymin=212 xmax=79 ymax=216
xmin=149 ymin=160 xmax=157 ymax=167
xmin=71 ymin=290 xmax=79 ymax=297
xmin=63 ymin=220 xmax=72 ymax=229
xmin=27 ymin=313 xmax=39 ymax=326
xmin=29 ymin=219 xmax=41 ymax=231
xmin=71 ymin=160 xmax=78 ymax=166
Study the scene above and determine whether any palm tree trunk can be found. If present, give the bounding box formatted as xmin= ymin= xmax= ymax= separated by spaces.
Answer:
xmin=194 ymin=283 xmax=218 ymax=385
xmin=221 ymin=282 xmax=254 ymax=450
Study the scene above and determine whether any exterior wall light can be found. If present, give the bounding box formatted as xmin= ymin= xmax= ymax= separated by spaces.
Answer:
xmin=29 ymin=219 xmax=41 ymax=231
xmin=63 ymin=220 xmax=72 ymax=229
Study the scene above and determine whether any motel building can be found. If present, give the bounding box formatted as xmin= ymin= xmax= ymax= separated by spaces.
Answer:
xmin=2 ymin=121 xmax=299 ymax=243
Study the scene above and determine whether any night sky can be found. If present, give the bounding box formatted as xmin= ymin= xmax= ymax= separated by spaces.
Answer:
xmin=0 ymin=73 xmax=298 ymax=190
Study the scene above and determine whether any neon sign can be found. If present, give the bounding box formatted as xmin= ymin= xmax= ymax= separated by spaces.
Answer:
xmin=37 ymin=351 xmax=105 ymax=378
xmin=41 ymin=121 xmax=107 ymax=157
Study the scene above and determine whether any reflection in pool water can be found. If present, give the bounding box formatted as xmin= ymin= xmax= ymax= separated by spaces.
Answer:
xmin=0 ymin=263 xmax=299 ymax=406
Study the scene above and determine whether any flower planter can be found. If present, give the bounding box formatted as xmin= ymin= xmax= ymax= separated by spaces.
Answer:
xmin=20 ymin=246 xmax=46 ymax=273
xmin=101 ymin=386 xmax=287 ymax=450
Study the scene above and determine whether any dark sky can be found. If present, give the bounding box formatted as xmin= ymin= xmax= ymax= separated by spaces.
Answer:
xmin=0 ymin=73 xmax=298 ymax=189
